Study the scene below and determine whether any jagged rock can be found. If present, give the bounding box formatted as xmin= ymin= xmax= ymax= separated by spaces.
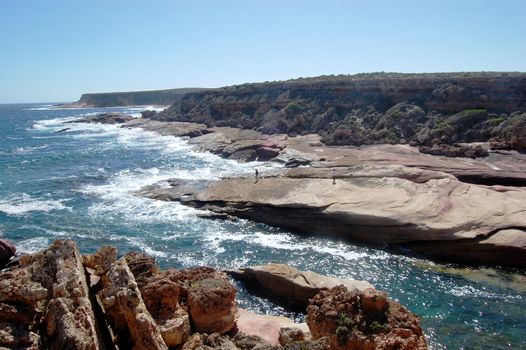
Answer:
xmin=97 ymin=257 xmax=168 ymax=350
xmin=0 ymin=239 xmax=16 ymax=268
xmin=283 ymin=337 xmax=329 ymax=350
xmin=125 ymin=251 xmax=158 ymax=285
xmin=307 ymin=286 xmax=427 ymax=350
xmin=279 ymin=327 xmax=306 ymax=345
xmin=182 ymin=333 xmax=206 ymax=350
xmin=83 ymin=245 xmax=117 ymax=276
xmin=43 ymin=240 xmax=100 ymax=350
xmin=141 ymin=274 xmax=191 ymax=347
xmin=232 ymin=332 xmax=277 ymax=350
xmin=188 ymin=278 xmax=237 ymax=334
xmin=228 ymin=264 xmax=374 ymax=308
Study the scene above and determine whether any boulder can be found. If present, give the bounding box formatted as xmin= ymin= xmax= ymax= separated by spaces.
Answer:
xmin=187 ymin=278 xmax=237 ymax=334
xmin=307 ymin=286 xmax=428 ymax=350
xmin=228 ymin=264 xmax=373 ymax=308
xmin=0 ymin=239 xmax=16 ymax=268
xmin=236 ymin=309 xmax=309 ymax=346
xmin=257 ymin=146 xmax=281 ymax=161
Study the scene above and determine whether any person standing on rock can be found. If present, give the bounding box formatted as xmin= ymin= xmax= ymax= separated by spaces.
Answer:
xmin=332 ymin=168 xmax=336 ymax=185
xmin=255 ymin=168 xmax=259 ymax=183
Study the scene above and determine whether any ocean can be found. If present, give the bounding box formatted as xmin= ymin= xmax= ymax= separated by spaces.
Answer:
xmin=0 ymin=103 xmax=524 ymax=349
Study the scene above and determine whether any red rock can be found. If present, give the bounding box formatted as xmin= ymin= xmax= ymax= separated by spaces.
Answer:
xmin=187 ymin=278 xmax=237 ymax=334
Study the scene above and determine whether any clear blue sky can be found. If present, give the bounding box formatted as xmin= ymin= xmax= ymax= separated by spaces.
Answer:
xmin=1 ymin=0 xmax=525 ymax=103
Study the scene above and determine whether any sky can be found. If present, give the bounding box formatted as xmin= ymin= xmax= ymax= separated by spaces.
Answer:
xmin=0 ymin=0 xmax=525 ymax=103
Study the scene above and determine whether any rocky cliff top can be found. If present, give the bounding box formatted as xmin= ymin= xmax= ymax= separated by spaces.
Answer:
xmin=152 ymin=72 xmax=526 ymax=153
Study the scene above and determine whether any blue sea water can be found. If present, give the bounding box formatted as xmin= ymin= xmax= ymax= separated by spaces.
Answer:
xmin=0 ymin=103 xmax=525 ymax=349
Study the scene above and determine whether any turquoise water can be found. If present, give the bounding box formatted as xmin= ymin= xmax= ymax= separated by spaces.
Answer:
xmin=0 ymin=103 xmax=524 ymax=349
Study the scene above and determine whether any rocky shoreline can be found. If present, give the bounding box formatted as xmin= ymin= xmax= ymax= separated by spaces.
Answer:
xmin=65 ymin=113 xmax=526 ymax=268
xmin=0 ymin=239 xmax=427 ymax=350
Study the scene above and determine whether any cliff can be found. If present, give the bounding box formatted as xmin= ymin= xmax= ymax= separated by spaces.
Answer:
xmin=153 ymin=72 xmax=526 ymax=152
xmin=73 ymin=87 xmax=209 ymax=107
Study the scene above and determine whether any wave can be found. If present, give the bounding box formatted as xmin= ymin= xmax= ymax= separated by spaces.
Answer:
xmin=0 ymin=194 xmax=70 ymax=215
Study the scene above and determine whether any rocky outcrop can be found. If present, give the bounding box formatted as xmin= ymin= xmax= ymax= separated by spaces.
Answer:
xmin=307 ymin=285 xmax=427 ymax=350
xmin=0 ymin=240 xmax=100 ymax=349
xmin=0 ymin=240 xmax=429 ymax=350
xmin=152 ymin=72 xmax=526 ymax=152
xmin=68 ymin=113 xmax=135 ymax=124
xmin=97 ymin=257 xmax=168 ymax=350
xmin=138 ymin=163 xmax=526 ymax=267
xmin=228 ymin=264 xmax=373 ymax=308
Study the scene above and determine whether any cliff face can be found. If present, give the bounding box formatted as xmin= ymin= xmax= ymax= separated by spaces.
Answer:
xmin=153 ymin=72 xmax=526 ymax=151
xmin=77 ymin=87 xmax=209 ymax=107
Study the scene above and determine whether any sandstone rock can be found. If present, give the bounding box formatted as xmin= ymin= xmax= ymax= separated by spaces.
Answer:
xmin=146 ymin=162 xmax=526 ymax=267
xmin=228 ymin=264 xmax=373 ymax=308
xmin=141 ymin=274 xmax=191 ymax=347
xmin=188 ymin=278 xmax=237 ymax=334
xmin=279 ymin=327 xmax=306 ymax=345
xmin=0 ymin=239 xmax=16 ymax=268
xmin=236 ymin=309 xmax=309 ymax=346
xmin=307 ymin=286 xmax=427 ymax=350
xmin=83 ymin=245 xmax=117 ymax=276
xmin=182 ymin=333 xmax=206 ymax=350
xmin=97 ymin=257 xmax=168 ymax=350
xmin=43 ymin=240 xmax=100 ymax=350
xmin=125 ymin=251 xmax=158 ymax=285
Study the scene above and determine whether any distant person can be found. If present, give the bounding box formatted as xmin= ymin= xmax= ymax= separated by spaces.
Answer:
xmin=332 ymin=168 xmax=336 ymax=185
xmin=255 ymin=168 xmax=259 ymax=183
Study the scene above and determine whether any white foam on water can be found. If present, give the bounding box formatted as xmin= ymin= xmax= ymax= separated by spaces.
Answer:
xmin=0 ymin=194 xmax=70 ymax=215
xmin=80 ymin=166 xmax=202 ymax=223
xmin=16 ymin=237 xmax=50 ymax=254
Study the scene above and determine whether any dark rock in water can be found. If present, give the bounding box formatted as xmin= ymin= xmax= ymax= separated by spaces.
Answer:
xmin=142 ymin=110 xmax=158 ymax=119
xmin=0 ymin=239 xmax=16 ymax=268
xmin=256 ymin=146 xmax=280 ymax=161
xmin=67 ymin=113 xmax=134 ymax=124
xmin=57 ymin=127 xmax=71 ymax=133
xmin=285 ymin=158 xmax=311 ymax=168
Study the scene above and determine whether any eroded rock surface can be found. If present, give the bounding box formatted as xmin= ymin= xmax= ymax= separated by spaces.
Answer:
xmin=307 ymin=286 xmax=427 ymax=350
xmin=139 ymin=163 xmax=526 ymax=267
xmin=188 ymin=278 xmax=237 ymax=334
xmin=97 ymin=257 xmax=168 ymax=349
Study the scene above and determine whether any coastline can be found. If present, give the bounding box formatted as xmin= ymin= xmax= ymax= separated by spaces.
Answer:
xmin=68 ymin=112 xmax=526 ymax=268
